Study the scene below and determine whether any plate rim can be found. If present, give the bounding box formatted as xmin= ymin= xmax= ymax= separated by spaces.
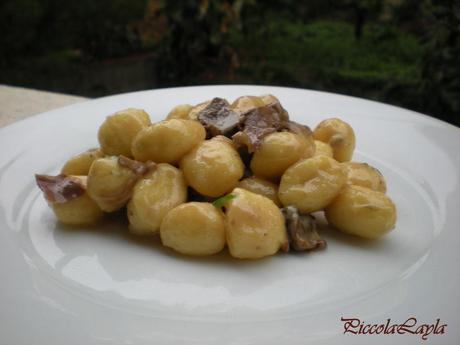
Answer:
xmin=1 ymin=84 xmax=459 ymax=135
xmin=1 ymin=84 xmax=459 ymax=345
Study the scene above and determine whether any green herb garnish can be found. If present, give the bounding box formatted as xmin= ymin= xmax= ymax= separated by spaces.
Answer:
xmin=212 ymin=193 xmax=236 ymax=208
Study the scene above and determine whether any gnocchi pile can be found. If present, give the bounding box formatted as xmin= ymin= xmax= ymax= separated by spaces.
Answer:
xmin=35 ymin=94 xmax=397 ymax=259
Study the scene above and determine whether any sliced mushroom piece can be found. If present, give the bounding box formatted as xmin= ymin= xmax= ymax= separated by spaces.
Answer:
xmin=197 ymin=97 xmax=241 ymax=137
xmin=232 ymin=101 xmax=289 ymax=152
xmin=35 ymin=174 xmax=86 ymax=203
xmin=281 ymin=206 xmax=326 ymax=251
xmin=282 ymin=121 xmax=313 ymax=142
xmin=118 ymin=155 xmax=155 ymax=176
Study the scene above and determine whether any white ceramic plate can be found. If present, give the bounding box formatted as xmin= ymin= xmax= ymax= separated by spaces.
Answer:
xmin=1 ymin=85 xmax=459 ymax=345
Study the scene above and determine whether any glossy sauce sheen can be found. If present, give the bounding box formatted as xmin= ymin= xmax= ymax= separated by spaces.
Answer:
xmin=128 ymin=163 xmax=187 ymax=235
xmin=279 ymin=155 xmax=346 ymax=213
xmin=180 ymin=137 xmax=244 ymax=197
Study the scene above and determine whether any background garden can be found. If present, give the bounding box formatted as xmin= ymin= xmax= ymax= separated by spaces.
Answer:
xmin=1 ymin=0 xmax=459 ymax=126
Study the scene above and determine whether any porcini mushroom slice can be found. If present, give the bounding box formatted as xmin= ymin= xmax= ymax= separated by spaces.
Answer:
xmin=197 ymin=98 xmax=240 ymax=137
xmin=281 ymin=206 xmax=326 ymax=251
xmin=35 ymin=174 xmax=86 ymax=203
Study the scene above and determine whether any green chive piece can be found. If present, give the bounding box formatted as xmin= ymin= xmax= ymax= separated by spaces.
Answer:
xmin=212 ymin=193 xmax=235 ymax=208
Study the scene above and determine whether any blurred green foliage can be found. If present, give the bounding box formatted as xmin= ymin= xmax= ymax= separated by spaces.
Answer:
xmin=230 ymin=19 xmax=423 ymax=110
xmin=419 ymin=0 xmax=460 ymax=125
xmin=0 ymin=0 xmax=459 ymax=126
xmin=151 ymin=0 xmax=253 ymax=83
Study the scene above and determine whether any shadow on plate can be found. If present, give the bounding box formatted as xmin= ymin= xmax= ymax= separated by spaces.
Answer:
xmin=53 ymin=208 xmax=391 ymax=267
xmin=53 ymin=209 xmax=280 ymax=268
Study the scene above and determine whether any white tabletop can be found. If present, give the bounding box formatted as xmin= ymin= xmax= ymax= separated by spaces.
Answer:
xmin=0 ymin=85 xmax=88 ymax=128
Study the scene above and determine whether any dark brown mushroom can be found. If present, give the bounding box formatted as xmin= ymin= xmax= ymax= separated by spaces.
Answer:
xmin=232 ymin=101 xmax=289 ymax=152
xmin=197 ymin=97 xmax=241 ymax=137
xmin=118 ymin=155 xmax=155 ymax=177
xmin=281 ymin=206 xmax=326 ymax=252
xmin=35 ymin=174 xmax=86 ymax=203
xmin=197 ymin=96 xmax=314 ymax=157
xmin=282 ymin=120 xmax=314 ymax=140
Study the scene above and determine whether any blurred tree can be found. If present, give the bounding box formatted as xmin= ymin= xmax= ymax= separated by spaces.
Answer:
xmin=1 ymin=0 xmax=458 ymax=127
xmin=148 ymin=0 xmax=255 ymax=84
xmin=342 ymin=0 xmax=384 ymax=39
xmin=333 ymin=0 xmax=385 ymax=40
xmin=419 ymin=0 xmax=460 ymax=124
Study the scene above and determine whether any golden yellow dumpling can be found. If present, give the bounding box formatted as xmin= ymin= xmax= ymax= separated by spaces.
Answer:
xmin=87 ymin=157 xmax=142 ymax=212
xmin=98 ymin=108 xmax=150 ymax=157
xmin=231 ymin=95 xmax=265 ymax=114
xmin=278 ymin=155 xmax=346 ymax=213
xmin=225 ymin=188 xmax=287 ymax=259
xmin=313 ymin=140 xmax=333 ymax=158
xmin=343 ymin=161 xmax=387 ymax=192
xmin=160 ymin=202 xmax=225 ymax=256
xmin=325 ymin=185 xmax=396 ymax=239
xmin=180 ymin=136 xmax=244 ymax=197
xmin=132 ymin=119 xmax=205 ymax=164
xmin=128 ymin=164 xmax=187 ymax=235
xmin=237 ymin=176 xmax=281 ymax=206
xmin=61 ymin=148 xmax=104 ymax=175
xmin=166 ymin=104 xmax=194 ymax=120
xmin=313 ymin=118 xmax=355 ymax=162
xmin=250 ymin=131 xmax=314 ymax=180
xmin=53 ymin=193 xmax=103 ymax=225
xmin=259 ymin=94 xmax=281 ymax=105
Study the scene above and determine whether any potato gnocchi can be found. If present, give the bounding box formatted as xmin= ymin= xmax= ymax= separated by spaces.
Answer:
xmin=36 ymin=94 xmax=397 ymax=260
xmin=161 ymin=202 xmax=225 ymax=256
xmin=128 ymin=163 xmax=187 ymax=235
